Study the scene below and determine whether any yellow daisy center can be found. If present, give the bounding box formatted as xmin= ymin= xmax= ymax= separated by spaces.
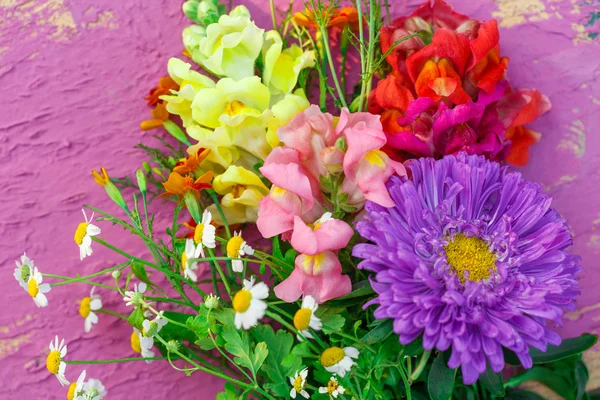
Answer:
xmin=232 ymin=289 xmax=252 ymax=313
xmin=321 ymin=347 xmax=345 ymax=367
xmin=28 ymin=278 xmax=39 ymax=298
xmin=194 ymin=223 xmax=205 ymax=245
xmin=327 ymin=379 xmax=339 ymax=394
xmin=227 ymin=236 xmax=244 ymax=258
xmin=293 ymin=308 xmax=312 ymax=331
xmin=181 ymin=251 xmax=188 ymax=270
xmin=74 ymin=222 xmax=88 ymax=245
xmin=67 ymin=382 xmax=77 ymax=400
xmin=293 ymin=375 xmax=304 ymax=393
xmin=79 ymin=297 xmax=91 ymax=318
xmin=131 ymin=331 xmax=141 ymax=354
xmin=46 ymin=349 xmax=61 ymax=375
xmin=444 ymin=234 xmax=497 ymax=284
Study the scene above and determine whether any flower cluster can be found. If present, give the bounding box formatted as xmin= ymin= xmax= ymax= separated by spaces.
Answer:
xmin=18 ymin=1 xmax=589 ymax=399
xmin=369 ymin=0 xmax=551 ymax=166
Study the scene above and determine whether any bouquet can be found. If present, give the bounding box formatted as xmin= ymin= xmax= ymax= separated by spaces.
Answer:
xmin=16 ymin=0 xmax=596 ymax=399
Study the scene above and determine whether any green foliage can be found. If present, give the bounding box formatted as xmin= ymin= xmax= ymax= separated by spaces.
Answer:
xmin=127 ymin=307 xmax=145 ymax=330
xmin=529 ymin=333 xmax=598 ymax=364
xmin=428 ymin=353 xmax=456 ymax=400
xmin=221 ymin=325 xmax=268 ymax=377
xmin=479 ymin=362 xmax=505 ymax=397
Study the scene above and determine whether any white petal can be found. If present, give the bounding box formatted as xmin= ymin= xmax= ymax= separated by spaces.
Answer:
xmin=302 ymin=295 xmax=316 ymax=310
xmin=290 ymin=388 xmax=296 ymax=399
xmin=88 ymin=312 xmax=99 ymax=324
xmin=35 ymin=293 xmax=48 ymax=307
xmin=194 ymin=244 xmax=205 ymax=259
xmin=232 ymin=259 xmax=243 ymax=273
xmin=138 ymin=282 xmax=147 ymax=293
xmin=318 ymin=387 xmax=327 ymax=394
xmin=90 ymin=298 xmax=102 ymax=310
xmin=87 ymin=224 xmax=101 ymax=236
xmin=84 ymin=318 xmax=92 ymax=333
xmin=250 ymin=282 xmax=269 ymax=299
xmin=344 ymin=347 xmax=359 ymax=359
xmin=300 ymin=390 xmax=309 ymax=399
xmin=61 ymin=343 xmax=68 ymax=357
xmin=38 ymin=283 xmax=51 ymax=294
xmin=187 ymin=268 xmax=198 ymax=282
xmin=185 ymin=238 xmax=195 ymax=257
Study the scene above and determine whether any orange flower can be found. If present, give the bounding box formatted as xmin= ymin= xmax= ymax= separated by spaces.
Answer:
xmin=140 ymin=103 xmax=170 ymax=131
xmin=173 ymin=148 xmax=211 ymax=175
xmin=145 ymin=76 xmax=178 ymax=106
xmin=293 ymin=6 xmax=358 ymax=29
xmin=161 ymin=171 xmax=214 ymax=198
xmin=91 ymin=167 xmax=110 ymax=187
xmin=505 ymin=126 xmax=540 ymax=167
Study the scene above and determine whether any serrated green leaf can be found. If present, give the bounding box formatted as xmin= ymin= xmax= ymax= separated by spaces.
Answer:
xmin=316 ymin=308 xmax=345 ymax=335
xmin=479 ymin=362 xmax=505 ymax=397
xmin=428 ymin=353 xmax=456 ymax=400
xmin=531 ymin=334 xmax=598 ymax=364
xmin=186 ymin=308 xmax=214 ymax=342
xmin=221 ymin=326 xmax=257 ymax=374
xmin=213 ymin=308 xmax=235 ymax=327
xmin=215 ymin=382 xmax=238 ymax=400
xmin=127 ymin=307 xmax=145 ymax=330
xmin=131 ymin=262 xmax=156 ymax=289
xmin=252 ymin=342 xmax=268 ymax=373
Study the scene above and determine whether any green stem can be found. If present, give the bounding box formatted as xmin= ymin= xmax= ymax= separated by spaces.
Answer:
xmin=356 ymin=0 xmax=366 ymax=111
xmin=398 ymin=364 xmax=412 ymax=400
xmin=145 ymin=296 xmax=199 ymax=309
xmin=207 ymin=248 xmax=232 ymax=297
xmin=207 ymin=190 xmax=231 ymax=239
xmin=65 ymin=357 xmax=167 ymax=364
xmin=409 ymin=350 xmax=431 ymax=382
xmin=269 ymin=0 xmax=277 ymax=30
xmin=318 ymin=26 xmax=347 ymax=108
xmin=97 ymin=308 xmax=128 ymax=321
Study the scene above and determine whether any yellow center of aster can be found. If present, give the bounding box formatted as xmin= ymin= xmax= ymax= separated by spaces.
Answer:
xmin=131 ymin=331 xmax=141 ymax=354
xmin=224 ymin=100 xmax=246 ymax=116
xmin=74 ymin=222 xmax=88 ymax=245
xmin=194 ymin=223 xmax=205 ymax=245
xmin=67 ymin=382 xmax=77 ymax=400
xmin=321 ymin=347 xmax=345 ymax=367
xmin=327 ymin=379 xmax=339 ymax=394
xmin=181 ymin=251 xmax=188 ymax=270
xmin=227 ymin=236 xmax=244 ymax=258
xmin=28 ymin=278 xmax=39 ymax=298
xmin=444 ymin=234 xmax=497 ymax=284
xmin=79 ymin=297 xmax=91 ymax=318
xmin=46 ymin=350 xmax=61 ymax=375
xmin=293 ymin=375 xmax=304 ymax=393
xmin=232 ymin=289 xmax=252 ymax=313
xmin=293 ymin=308 xmax=312 ymax=331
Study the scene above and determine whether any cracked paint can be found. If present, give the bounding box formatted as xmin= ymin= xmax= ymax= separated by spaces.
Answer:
xmin=558 ymin=120 xmax=586 ymax=159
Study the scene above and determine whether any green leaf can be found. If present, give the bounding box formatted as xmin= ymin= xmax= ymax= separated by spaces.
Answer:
xmin=131 ymin=262 xmax=156 ymax=290
xmin=252 ymin=325 xmax=300 ymax=398
xmin=252 ymin=342 xmax=268 ymax=374
xmin=215 ymin=382 xmax=239 ymax=400
xmin=505 ymin=390 xmax=547 ymax=400
xmin=323 ymin=281 xmax=375 ymax=307
xmin=427 ymin=353 xmax=456 ymax=400
xmin=272 ymin=237 xmax=284 ymax=260
xmin=403 ymin=336 xmax=424 ymax=357
xmin=479 ymin=362 xmax=505 ymax=397
xmin=530 ymin=334 xmax=598 ymax=364
xmin=505 ymin=367 xmax=572 ymax=398
xmin=127 ymin=307 xmax=145 ymax=330
xmin=361 ymin=319 xmax=393 ymax=345
xmin=221 ymin=325 xmax=265 ymax=376
xmin=158 ymin=311 xmax=196 ymax=342
xmin=186 ymin=308 xmax=214 ymax=343
xmin=284 ymin=248 xmax=297 ymax=265
xmin=575 ymin=359 xmax=589 ymax=400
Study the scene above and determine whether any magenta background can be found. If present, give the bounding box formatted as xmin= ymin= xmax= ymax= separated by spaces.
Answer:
xmin=1 ymin=0 xmax=599 ymax=398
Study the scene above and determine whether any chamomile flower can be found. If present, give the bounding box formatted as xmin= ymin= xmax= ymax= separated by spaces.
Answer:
xmin=320 ymin=347 xmax=359 ymax=377
xmin=289 ymin=368 xmax=309 ymax=399
xmin=123 ymin=282 xmax=147 ymax=307
xmin=67 ymin=370 xmax=86 ymax=400
xmin=79 ymin=287 xmax=102 ymax=333
xmin=318 ymin=375 xmax=345 ymax=399
xmin=131 ymin=328 xmax=155 ymax=363
xmin=74 ymin=209 xmax=101 ymax=261
xmin=141 ymin=311 xmax=168 ymax=349
xmin=293 ymin=295 xmax=322 ymax=341
xmin=47 ymin=336 xmax=69 ymax=386
xmin=83 ymin=378 xmax=107 ymax=399
xmin=14 ymin=252 xmax=33 ymax=290
xmin=233 ymin=277 xmax=268 ymax=330
xmin=227 ymin=231 xmax=254 ymax=273
xmin=193 ymin=209 xmax=216 ymax=258
xmin=182 ymin=238 xmax=200 ymax=282
xmin=27 ymin=266 xmax=51 ymax=307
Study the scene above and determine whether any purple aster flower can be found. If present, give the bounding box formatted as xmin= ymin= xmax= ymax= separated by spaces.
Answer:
xmin=353 ymin=153 xmax=581 ymax=384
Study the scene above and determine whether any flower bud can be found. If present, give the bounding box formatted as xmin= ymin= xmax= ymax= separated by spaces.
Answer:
xmin=142 ymin=161 xmax=152 ymax=173
xmin=166 ymin=340 xmax=180 ymax=353
xmin=320 ymin=146 xmax=345 ymax=175
xmin=112 ymin=270 xmax=121 ymax=279
xmin=204 ymin=293 xmax=220 ymax=310
xmin=136 ymin=169 xmax=147 ymax=194
xmin=334 ymin=137 xmax=347 ymax=152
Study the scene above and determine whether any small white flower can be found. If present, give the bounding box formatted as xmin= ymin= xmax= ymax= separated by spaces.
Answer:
xmin=204 ymin=293 xmax=220 ymax=309
xmin=193 ymin=209 xmax=217 ymax=258
xmin=182 ymin=238 xmax=200 ymax=282
xmin=289 ymin=368 xmax=309 ymax=399
xmin=318 ymin=375 xmax=345 ymax=398
xmin=227 ymin=231 xmax=254 ymax=273
xmin=67 ymin=370 xmax=86 ymax=400
xmin=320 ymin=347 xmax=359 ymax=377
xmin=131 ymin=328 xmax=155 ymax=363
xmin=233 ymin=277 xmax=268 ymax=330
xmin=141 ymin=311 xmax=168 ymax=350
xmin=14 ymin=252 xmax=33 ymax=290
xmin=47 ymin=335 xmax=69 ymax=386
xmin=27 ymin=266 xmax=51 ymax=307
xmin=74 ymin=209 xmax=101 ymax=261
xmin=293 ymin=295 xmax=322 ymax=341
xmin=123 ymin=282 xmax=147 ymax=307
xmin=79 ymin=287 xmax=102 ymax=333
xmin=82 ymin=378 xmax=107 ymax=399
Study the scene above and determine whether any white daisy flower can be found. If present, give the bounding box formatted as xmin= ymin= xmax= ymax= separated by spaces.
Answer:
xmin=293 ymin=295 xmax=322 ymax=341
xmin=14 ymin=252 xmax=33 ymax=290
xmin=141 ymin=311 xmax=168 ymax=350
xmin=82 ymin=378 xmax=107 ymax=399
xmin=79 ymin=287 xmax=102 ymax=333
xmin=74 ymin=209 xmax=101 ymax=261
xmin=318 ymin=375 xmax=345 ymax=398
xmin=67 ymin=370 xmax=86 ymax=400
xmin=131 ymin=328 xmax=155 ymax=363
xmin=47 ymin=335 xmax=69 ymax=386
xmin=320 ymin=347 xmax=359 ymax=377
xmin=123 ymin=282 xmax=147 ymax=307
xmin=227 ymin=231 xmax=254 ymax=273
xmin=289 ymin=368 xmax=309 ymax=399
xmin=193 ymin=209 xmax=216 ymax=258
xmin=233 ymin=277 xmax=268 ymax=330
xmin=182 ymin=238 xmax=200 ymax=282
xmin=27 ymin=266 xmax=51 ymax=307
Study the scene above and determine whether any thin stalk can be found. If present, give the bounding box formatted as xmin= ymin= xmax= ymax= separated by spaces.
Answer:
xmin=409 ymin=350 xmax=431 ymax=382
xmin=269 ymin=0 xmax=277 ymax=30
xmin=145 ymin=296 xmax=199 ymax=309
xmin=356 ymin=0 xmax=366 ymax=111
xmin=398 ymin=364 xmax=412 ymax=400
xmin=207 ymin=190 xmax=231 ymax=239
xmin=318 ymin=26 xmax=348 ymax=108
xmin=65 ymin=357 xmax=167 ymax=364
xmin=207 ymin=248 xmax=232 ymax=297
xmin=97 ymin=308 xmax=128 ymax=321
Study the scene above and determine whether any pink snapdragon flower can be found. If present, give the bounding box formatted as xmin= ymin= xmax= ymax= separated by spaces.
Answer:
xmin=290 ymin=212 xmax=354 ymax=255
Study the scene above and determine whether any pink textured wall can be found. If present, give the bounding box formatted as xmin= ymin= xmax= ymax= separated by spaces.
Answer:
xmin=1 ymin=0 xmax=599 ymax=398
